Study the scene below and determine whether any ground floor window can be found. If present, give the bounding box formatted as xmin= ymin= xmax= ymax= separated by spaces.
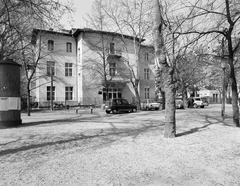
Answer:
xmin=103 ymin=88 xmax=122 ymax=101
xmin=65 ymin=86 xmax=73 ymax=100
xmin=47 ymin=86 xmax=55 ymax=101
xmin=144 ymin=88 xmax=150 ymax=99
xmin=213 ymin=94 xmax=218 ymax=103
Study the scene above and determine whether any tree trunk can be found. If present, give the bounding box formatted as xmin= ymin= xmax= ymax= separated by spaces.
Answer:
xmin=160 ymin=89 xmax=165 ymax=110
xmin=27 ymin=88 xmax=31 ymax=116
xmin=134 ymin=82 xmax=141 ymax=110
xmin=152 ymin=0 xmax=176 ymax=138
xmin=164 ymin=68 xmax=176 ymax=138
xmin=229 ymin=62 xmax=239 ymax=126
xmin=182 ymin=87 xmax=188 ymax=108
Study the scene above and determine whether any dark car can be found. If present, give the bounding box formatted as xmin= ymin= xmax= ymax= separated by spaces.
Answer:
xmin=105 ymin=98 xmax=137 ymax=114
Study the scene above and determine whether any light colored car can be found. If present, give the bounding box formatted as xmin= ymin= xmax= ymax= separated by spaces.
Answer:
xmin=141 ymin=99 xmax=161 ymax=110
xmin=175 ymin=99 xmax=184 ymax=109
xmin=201 ymin=97 xmax=209 ymax=106
xmin=192 ymin=97 xmax=205 ymax=108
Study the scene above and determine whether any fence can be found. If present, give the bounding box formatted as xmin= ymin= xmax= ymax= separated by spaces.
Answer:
xmin=21 ymin=96 xmax=103 ymax=110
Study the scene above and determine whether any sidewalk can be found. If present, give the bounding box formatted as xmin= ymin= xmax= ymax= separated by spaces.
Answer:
xmin=21 ymin=107 xmax=106 ymax=124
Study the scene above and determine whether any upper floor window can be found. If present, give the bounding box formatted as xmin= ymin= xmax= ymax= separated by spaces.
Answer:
xmin=65 ymin=86 xmax=73 ymax=100
xmin=145 ymin=52 xmax=149 ymax=61
xmin=47 ymin=86 xmax=55 ymax=101
xmin=66 ymin=42 xmax=72 ymax=53
xmin=109 ymin=62 xmax=116 ymax=76
xmin=48 ymin=40 xmax=54 ymax=51
xmin=144 ymin=88 xmax=150 ymax=99
xmin=144 ymin=68 xmax=150 ymax=80
xmin=65 ymin=63 xmax=72 ymax=76
xmin=110 ymin=42 xmax=115 ymax=54
xmin=47 ymin=61 xmax=55 ymax=76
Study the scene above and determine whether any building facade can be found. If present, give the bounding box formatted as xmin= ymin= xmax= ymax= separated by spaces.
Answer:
xmin=32 ymin=28 xmax=156 ymax=107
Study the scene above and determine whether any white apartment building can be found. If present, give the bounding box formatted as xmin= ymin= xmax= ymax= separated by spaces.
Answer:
xmin=31 ymin=28 xmax=156 ymax=107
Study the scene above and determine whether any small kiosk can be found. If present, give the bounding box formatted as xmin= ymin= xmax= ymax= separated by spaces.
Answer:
xmin=0 ymin=59 xmax=22 ymax=128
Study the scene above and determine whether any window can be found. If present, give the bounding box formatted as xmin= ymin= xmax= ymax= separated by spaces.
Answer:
xmin=65 ymin=63 xmax=72 ymax=76
xmin=144 ymin=68 xmax=150 ymax=80
xmin=145 ymin=52 xmax=149 ymax=61
xmin=110 ymin=42 xmax=115 ymax=54
xmin=103 ymin=88 xmax=122 ymax=101
xmin=65 ymin=87 xmax=73 ymax=100
xmin=47 ymin=86 xmax=55 ymax=101
xmin=109 ymin=62 xmax=116 ymax=76
xmin=47 ymin=61 xmax=55 ymax=76
xmin=48 ymin=40 xmax=54 ymax=51
xmin=144 ymin=88 xmax=150 ymax=99
xmin=66 ymin=42 xmax=72 ymax=52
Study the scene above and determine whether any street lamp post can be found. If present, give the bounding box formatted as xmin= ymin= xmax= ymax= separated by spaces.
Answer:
xmin=221 ymin=58 xmax=227 ymax=119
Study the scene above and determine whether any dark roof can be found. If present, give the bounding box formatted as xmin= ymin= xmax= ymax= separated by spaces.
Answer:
xmin=31 ymin=28 xmax=145 ymax=43
xmin=0 ymin=58 xmax=21 ymax=66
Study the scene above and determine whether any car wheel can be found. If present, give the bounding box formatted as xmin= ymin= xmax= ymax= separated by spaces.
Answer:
xmin=132 ymin=108 xmax=137 ymax=112
xmin=193 ymin=104 xmax=198 ymax=108
xmin=155 ymin=108 xmax=159 ymax=110
xmin=113 ymin=109 xmax=118 ymax=114
xmin=106 ymin=111 xmax=110 ymax=114
xmin=200 ymin=106 xmax=204 ymax=108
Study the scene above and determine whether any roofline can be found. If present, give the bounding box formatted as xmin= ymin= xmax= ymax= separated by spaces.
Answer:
xmin=72 ymin=28 xmax=145 ymax=42
xmin=31 ymin=28 xmax=145 ymax=44
xmin=31 ymin=28 xmax=73 ymax=44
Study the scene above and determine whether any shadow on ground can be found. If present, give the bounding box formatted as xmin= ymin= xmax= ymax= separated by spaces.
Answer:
xmin=177 ymin=111 xmax=234 ymax=137
xmin=0 ymin=120 xmax=165 ymax=158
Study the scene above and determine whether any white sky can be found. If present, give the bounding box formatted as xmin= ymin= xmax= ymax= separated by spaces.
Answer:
xmin=60 ymin=0 xmax=95 ymax=29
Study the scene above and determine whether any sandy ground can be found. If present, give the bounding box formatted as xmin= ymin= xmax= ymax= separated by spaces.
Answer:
xmin=0 ymin=104 xmax=240 ymax=186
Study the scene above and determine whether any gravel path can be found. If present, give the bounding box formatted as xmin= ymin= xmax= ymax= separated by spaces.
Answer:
xmin=0 ymin=105 xmax=240 ymax=186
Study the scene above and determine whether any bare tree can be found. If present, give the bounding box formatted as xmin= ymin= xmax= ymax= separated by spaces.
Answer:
xmin=0 ymin=0 xmax=73 ymax=115
xmin=153 ymin=0 xmax=176 ymax=138
xmin=86 ymin=0 xmax=153 ymax=109
xmin=176 ymin=0 xmax=240 ymax=127
xmin=0 ymin=0 xmax=73 ymax=61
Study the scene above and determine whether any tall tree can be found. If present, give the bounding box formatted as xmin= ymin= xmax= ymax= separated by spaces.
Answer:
xmin=178 ymin=0 xmax=240 ymax=127
xmin=0 ymin=0 xmax=73 ymax=115
xmin=86 ymin=0 xmax=153 ymax=109
xmin=153 ymin=0 xmax=176 ymax=138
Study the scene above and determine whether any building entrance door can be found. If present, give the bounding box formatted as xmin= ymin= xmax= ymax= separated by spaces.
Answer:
xmin=103 ymin=88 xmax=122 ymax=101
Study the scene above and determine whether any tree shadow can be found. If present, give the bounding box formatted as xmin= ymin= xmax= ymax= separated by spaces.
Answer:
xmin=0 ymin=121 xmax=165 ymax=157
xmin=176 ymin=113 xmax=233 ymax=137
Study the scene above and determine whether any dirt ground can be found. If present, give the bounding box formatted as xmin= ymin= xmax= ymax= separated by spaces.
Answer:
xmin=0 ymin=104 xmax=240 ymax=186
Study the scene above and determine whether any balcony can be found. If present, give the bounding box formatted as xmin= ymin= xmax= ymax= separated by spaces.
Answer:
xmin=107 ymin=49 xmax=122 ymax=57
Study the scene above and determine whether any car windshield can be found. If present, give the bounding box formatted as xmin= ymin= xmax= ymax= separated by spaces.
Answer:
xmin=149 ymin=100 xmax=154 ymax=103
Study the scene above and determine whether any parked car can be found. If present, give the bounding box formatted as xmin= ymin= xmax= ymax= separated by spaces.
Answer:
xmin=191 ymin=97 xmax=205 ymax=108
xmin=141 ymin=99 xmax=161 ymax=110
xmin=201 ymin=97 xmax=209 ymax=106
xmin=175 ymin=99 xmax=184 ymax=109
xmin=105 ymin=98 xmax=137 ymax=114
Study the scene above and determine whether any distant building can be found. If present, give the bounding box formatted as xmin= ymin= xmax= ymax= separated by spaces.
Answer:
xmin=31 ymin=28 xmax=156 ymax=107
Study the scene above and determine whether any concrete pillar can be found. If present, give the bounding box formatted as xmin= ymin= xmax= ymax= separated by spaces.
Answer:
xmin=0 ymin=59 xmax=22 ymax=128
